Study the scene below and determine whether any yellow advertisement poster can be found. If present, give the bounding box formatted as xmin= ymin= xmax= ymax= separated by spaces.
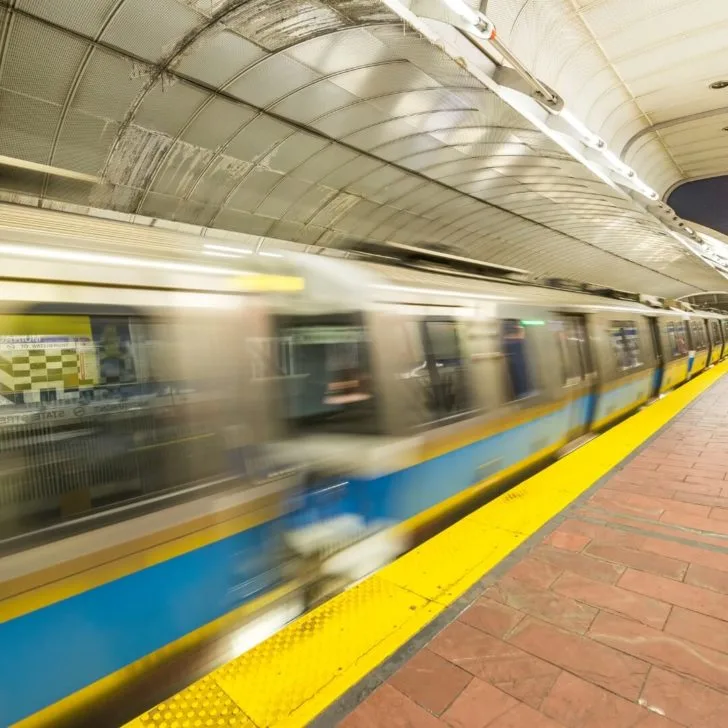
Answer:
xmin=0 ymin=315 xmax=99 ymax=402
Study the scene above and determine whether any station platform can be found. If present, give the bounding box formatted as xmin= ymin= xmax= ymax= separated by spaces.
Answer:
xmin=128 ymin=362 xmax=728 ymax=728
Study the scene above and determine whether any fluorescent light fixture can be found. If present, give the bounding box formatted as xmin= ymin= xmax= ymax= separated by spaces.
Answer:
xmin=0 ymin=242 xmax=245 ymax=276
xmin=441 ymin=0 xmax=480 ymax=26
xmin=439 ymin=0 xmax=495 ymax=39
xmin=601 ymin=148 xmax=634 ymax=178
xmin=203 ymin=243 xmax=253 ymax=256
xmin=558 ymin=109 xmax=604 ymax=149
xmin=204 ymin=250 xmax=247 ymax=259
xmin=0 ymin=154 xmax=101 ymax=184
xmin=373 ymin=283 xmax=516 ymax=302
xmin=631 ymin=178 xmax=659 ymax=201
xmin=259 ymin=251 xmax=283 ymax=258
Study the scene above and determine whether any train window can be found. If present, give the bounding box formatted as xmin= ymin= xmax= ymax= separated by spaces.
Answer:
xmin=690 ymin=320 xmax=707 ymax=350
xmin=711 ymin=320 xmax=721 ymax=344
xmin=723 ymin=320 xmax=728 ymax=343
xmin=419 ymin=318 xmax=472 ymax=421
xmin=274 ymin=313 xmax=379 ymax=436
xmin=609 ymin=320 xmax=642 ymax=370
xmin=665 ymin=321 xmax=688 ymax=359
xmin=0 ymin=311 xmax=230 ymax=542
xmin=502 ymin=319 xmax=535 ymax=399
xmin=666 ymin=322 xmax=689 ymax=358
xmin=549 ymin=320 xmax=570 ymax=385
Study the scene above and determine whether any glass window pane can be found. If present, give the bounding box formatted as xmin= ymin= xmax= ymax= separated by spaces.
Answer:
xmin=0 ymin=312 xmax=229 ymax=541
xmin=502 ymin=319 xmax=534 ymax=399
xmin=421 ymin=318 xmax=471 ymax=421
xmin=274 ymin=314 xmax=379 ymax=435
xmin=609 ymin=320 xmax=642 ymax=371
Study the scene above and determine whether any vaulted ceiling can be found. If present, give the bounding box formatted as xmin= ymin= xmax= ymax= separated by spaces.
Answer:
xmin=488 ymin=0 xmax=728 ymax=227
xmin=0 ymin=0 xmax=726 ymax=297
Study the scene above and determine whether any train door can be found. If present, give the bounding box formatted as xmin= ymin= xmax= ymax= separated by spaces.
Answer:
xmin=555 ymin=313 xmax=595 ymax=440
xmin=648 ymin=317 xmax=663 ymax=398
xmin=709 ymin=319 xmax=722 ymax=365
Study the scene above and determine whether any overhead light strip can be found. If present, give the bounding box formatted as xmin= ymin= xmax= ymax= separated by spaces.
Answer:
xmin=0 ymin=154 xmax=101 ymax=184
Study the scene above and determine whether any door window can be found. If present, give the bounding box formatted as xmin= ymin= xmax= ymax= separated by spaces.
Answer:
xmin=274 ymin=314 xmax=379 ymax=435
xmin=666 ymin=322 xmax=689 ymax=358
xmin=609 ymin=320 xmax=642 ymax=370
xmin=502 ymin=319 xmax=535 ymax=400
xmin=690 ymin=320 xmax=707 ymax=350
xmin=419 ymin=318 xmax=472 ymax=421
xmin=711 ymin=320 xmax=721 ymax=345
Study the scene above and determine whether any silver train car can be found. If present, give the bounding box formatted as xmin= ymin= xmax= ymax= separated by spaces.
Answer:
xmin=275 ymin=245 xmax=728 ymax=564
xmin=0 ymin=232 xmax=725 ymax=726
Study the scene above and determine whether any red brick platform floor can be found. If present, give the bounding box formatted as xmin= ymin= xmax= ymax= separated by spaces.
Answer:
xmin=340 ymin=379 xmax=728 ymax=727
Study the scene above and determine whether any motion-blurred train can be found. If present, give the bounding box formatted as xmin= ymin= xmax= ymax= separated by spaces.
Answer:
xmin=1 ymin=230 xmax=726 ymax=726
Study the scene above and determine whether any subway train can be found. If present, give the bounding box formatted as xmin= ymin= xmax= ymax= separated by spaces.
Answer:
xmin=0 ymin=232 xmax=726 ymax=727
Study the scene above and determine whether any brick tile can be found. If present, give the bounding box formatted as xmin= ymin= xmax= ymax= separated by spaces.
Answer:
xmin=584 ymin=542 xmax=688 ymax=580
xmin=484 ymin=578 xmax=598 ymax=635
xmin=607 ymin=480 xmax=677 ymax=499
xmin=503 ymin=558 xmax=563 ymax=590
xmin=655 ymin=465 xmax=691 ymax=481
xmin=672 ymin=490 xmax=728 ymax=508
xmin=649 ymin=443 xmax=702 ymax=457
xmin=440 ymin=678 xmax=518 ymax=728
xmin=690 ymin=462 xmax=728 ymax=477
xmin=633 ymin=714 xmax=683 ymax=728
xmin=685 ymin=563 xmax=728 ymax=595
xmin=573 ymin=509 xmax=728 ymax=547
xmin=619 ymin=568 xmax=728 ymax=620
xmin=590 ymin=490 xmax=666 ymax=519
xmin=390 ymin=648 xmax=472 ymax=716
xmin=709 ymin=506 xmax=728 ymax=521
xmin=661 ymin=510 xmax=728 ymax=535
xmin=544 ymin=529 xmax=590 ymax=552
xmin=555 ymin=519 xmax=643 ymax=550
xmin=508 ymin=617 xmax=649 ymax=700
xmin=340 ymin=684 xmax=445 ymax=728
xmin=530 ymin=546 xmax=625 ymax=584
xmin=459 ymin=598 xmax=525 ymax=639
xmin=589 ymin=611 xmax=728 ymax=693
xmin=552 ymin=572 xmax=671 ymax=630
xmin=684 ymin=475 xmax=724 ymax=492
xmin=641 ymin=666 xmax=728 ymax=727
xmin=630 ymin=457 xmax=660 ymax=470
xmin=694 ymin=453 xmax=728 ymax=468
xmin=611 ymin=470 xmax=686 ymax=488
xmin=540 ymin=671 xmax=645 ymax=728
xmin=665 ymin=606 xmax=728 ymax=655
xmin=664 ymin=454 xmax=700 ymax=467
xmin=670 ymin=463 xmax=728 ymax=480
xmin=641 ymin=536 xmax=728 ymax=572
xmin=428 ymin=621 xmax=561 ymax=709
xmin=487 ymin=704 xmax=564 ymax=728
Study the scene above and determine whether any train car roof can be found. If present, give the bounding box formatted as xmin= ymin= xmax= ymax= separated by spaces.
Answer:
xmin=348 ymin=259 xmax=690 ymax=317
xmin=0 ymin=221 xmax=723 ymax=320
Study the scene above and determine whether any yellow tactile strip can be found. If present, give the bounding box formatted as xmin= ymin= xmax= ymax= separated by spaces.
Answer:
xmin=126 ymin=361 xmax=727 ymax=728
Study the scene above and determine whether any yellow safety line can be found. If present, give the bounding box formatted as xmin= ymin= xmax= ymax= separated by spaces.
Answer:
xmin=119 ymin=360 xmax=724 ymax=728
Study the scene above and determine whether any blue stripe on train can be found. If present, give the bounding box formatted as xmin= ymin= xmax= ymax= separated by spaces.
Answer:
xmin=299 ymin=378 xmax=652 ymax=530
xmin=0 ymin=520 xmax=284 ymax=726
xmin=592 ymin=372 xmax=652 ymax=428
